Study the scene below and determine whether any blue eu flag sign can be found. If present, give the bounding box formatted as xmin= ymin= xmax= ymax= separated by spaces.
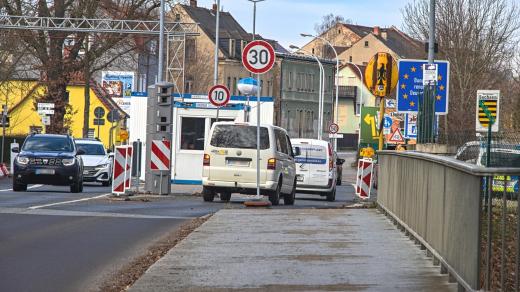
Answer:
xmin=396 ymin=59 xmax=450 ymax=114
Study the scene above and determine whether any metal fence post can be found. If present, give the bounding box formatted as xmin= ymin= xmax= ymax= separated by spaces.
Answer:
xmin=486 ymin=175 xmax=493 ymax=291
xmin=501 ymin=177 xmax=507 ymax=290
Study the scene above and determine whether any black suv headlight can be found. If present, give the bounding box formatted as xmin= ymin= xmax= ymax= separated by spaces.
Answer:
xmin=62 ymin=158 xmax=75 ymax=166
xmin=16 ymin=156 xmax=29 ymax=165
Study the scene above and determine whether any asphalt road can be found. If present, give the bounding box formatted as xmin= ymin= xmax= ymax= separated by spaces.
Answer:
xmin=0 ymin=151 xmax=359 ymax=292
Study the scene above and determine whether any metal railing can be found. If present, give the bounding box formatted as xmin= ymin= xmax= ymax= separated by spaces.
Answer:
xmin=377 ymin=151 xmax=520 ymax=291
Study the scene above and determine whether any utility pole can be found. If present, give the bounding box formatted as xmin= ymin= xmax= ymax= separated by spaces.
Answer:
xmin=158 ymin=0 xmax=165 ymax=82
xmin=214 ymin=0 xmax=221 ymax=121
xmin=418 ymin=0 xmax=436 ymax=143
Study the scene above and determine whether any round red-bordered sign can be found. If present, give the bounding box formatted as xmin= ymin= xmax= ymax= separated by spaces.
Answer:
xmin=242 ymin=40 xmax=276 ymax=74
xmin=208 ymin=85 xmax=231 ymax=107
xmin=329 ymin=123 xmax=339 ymax=134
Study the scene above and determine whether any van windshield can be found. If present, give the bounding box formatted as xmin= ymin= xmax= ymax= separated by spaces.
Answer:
xmin=210 ymin=125 xmax=270 ymax=149
xmin=293 ymin=144 xmax=327 ymax=164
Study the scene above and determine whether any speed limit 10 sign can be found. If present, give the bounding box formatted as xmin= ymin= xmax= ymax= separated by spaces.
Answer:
xmin=242 ymin=40 xmax=275 ymax=74
xmin=208 ymin=85 xmax=231 ymax=107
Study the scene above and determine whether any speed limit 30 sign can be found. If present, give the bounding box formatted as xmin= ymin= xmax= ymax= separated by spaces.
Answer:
xmin=242 ymin=40 xmax=275 ymax=74
xmin=208 ymin=85 xmax=231 ymax=107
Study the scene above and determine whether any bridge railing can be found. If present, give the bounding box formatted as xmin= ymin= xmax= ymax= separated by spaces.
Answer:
xmin=377 ymin=151 xmax=520 ymax=291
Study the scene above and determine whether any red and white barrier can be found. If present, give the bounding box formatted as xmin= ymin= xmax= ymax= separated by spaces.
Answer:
xmin=355 ymin=158 xmax=374 ymax=199
xmin=0 ymin=163 xmax=9 ymax=177
xmin=150 ymin=140 xmax=171 ymax=171
xmin=112 ymin=146 xmax=133 ymax=195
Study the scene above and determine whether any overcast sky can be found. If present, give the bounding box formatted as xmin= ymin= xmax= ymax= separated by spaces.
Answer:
xmin=194 ymin=0 xmax=412 ymax=49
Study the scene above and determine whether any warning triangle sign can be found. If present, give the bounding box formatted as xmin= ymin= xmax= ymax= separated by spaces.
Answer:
xmin=388 ymin=128 xmax=405 ymax=143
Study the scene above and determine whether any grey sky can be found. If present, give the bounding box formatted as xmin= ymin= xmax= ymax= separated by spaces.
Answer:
xmin=194 ymin=0 xmax=413 ymax=49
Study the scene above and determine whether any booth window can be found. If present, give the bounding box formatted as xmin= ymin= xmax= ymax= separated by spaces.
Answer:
xmin=181 ymin=117 xmax=205 ymax=150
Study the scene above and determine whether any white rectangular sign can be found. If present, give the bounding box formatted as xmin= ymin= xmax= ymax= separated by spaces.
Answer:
xmin=422 ymin=63 xmax=438 ymax=85
xmin=41 ymin=116 xmax=51 ymax=125
xmin=38 ymin=109 xmax=54 ymax=115
xmin=37 ymin=102 xmax=55 ymax=109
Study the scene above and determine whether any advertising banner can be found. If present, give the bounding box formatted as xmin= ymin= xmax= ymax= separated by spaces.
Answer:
xmin=101 ymin=71 xmax=135 ymax=98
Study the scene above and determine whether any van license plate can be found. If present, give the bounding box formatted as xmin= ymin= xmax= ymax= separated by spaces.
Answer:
xmin=296 ymin=175 xmax=304 ymax=182
xmin=227 ymin=160 xmax=249 ymax=167
xmin=35 ymin=169 xmax=55 ymax=175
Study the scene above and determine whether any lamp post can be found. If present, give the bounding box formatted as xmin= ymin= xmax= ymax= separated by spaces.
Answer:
xmin=301 ymin=34 xmax=339 ymax=148
xmin=289 ymin=45 xmax=325 ymax=140
xmin=157 ymin=0 xmax=165 ymax=82
xmin=247 ymin=0 xmax=265 ymax=201
xmin=343 ymin=61 xmax=364 ymax=149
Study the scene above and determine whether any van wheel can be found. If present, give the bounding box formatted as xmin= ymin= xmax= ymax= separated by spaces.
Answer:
xmin=326 ymin=187 xmax=336 ymax=202
xmin=202 ymin=187 xmax=215 ymax=202
xmin=220 ymin=192 xmax=232 ymax=202
xmin=269 ymin=180 xmax=281 ymax=206
xmin=284 ymin=180 xmax=296 ymax=205
xmin=70 ymin=180 xmax=81 ymax=193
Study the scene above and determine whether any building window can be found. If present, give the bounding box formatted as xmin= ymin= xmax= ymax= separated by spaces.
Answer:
xmin=186 ymin=38 xmax=196 ymax=60
xmin=349 ymin=56 xmax=353 ymax=63
xmin=175 ymin=14 xmax=181 ymax=21
xmin=288 ymin=71 xmax=293 ymax=90
xmin=227 ymin=77 xmax=231 ymax=92
xmin=312 ymin=48 xmax=315 ymax=54
xmin=180 ymin=117 xmax=205 ymax=150
xmin=233 ymin=77 xmax=237 ymax=95
xmin=241 ymin=40 xmax=247 ymax=53
xmin=229 ymin=39 xmax=236 ymax=58
xmin=267 ymin=80 xmax=271 ymax=96
xmin=364 ymin=41 xmax=369 ymax=47
xmin=298 ymin=110 xmax=303 ymax=138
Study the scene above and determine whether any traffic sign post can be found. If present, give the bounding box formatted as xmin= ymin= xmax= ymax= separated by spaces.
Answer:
xmin=242 ymin=40 xmax=275 ymax=201
xmin=364 ymin=52 xmax=398 ymax=150
xmin=208 ymin=84 xmax=231 ymax=122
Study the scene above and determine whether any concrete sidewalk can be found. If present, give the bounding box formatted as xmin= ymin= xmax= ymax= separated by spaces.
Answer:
xmin=131 ymin=208 xmax=456 ymax=292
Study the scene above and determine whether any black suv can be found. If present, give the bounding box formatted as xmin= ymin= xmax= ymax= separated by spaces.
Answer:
xmin=12 ymin=134 xmax=85 ymax=192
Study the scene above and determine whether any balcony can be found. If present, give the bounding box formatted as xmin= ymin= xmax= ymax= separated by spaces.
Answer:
xmin=336 ymin=85 xmax=357 ymax=98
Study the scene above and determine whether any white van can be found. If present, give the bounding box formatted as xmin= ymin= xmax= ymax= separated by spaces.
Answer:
xmin=291 ymin=139 xmax=336 ymax=201
xmin=202 ymin=122 xmax=298 ymax=205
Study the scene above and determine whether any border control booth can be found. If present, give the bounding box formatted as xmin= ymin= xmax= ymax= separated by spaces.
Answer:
xmin=171 ymin=93 xmax=274 ymax=185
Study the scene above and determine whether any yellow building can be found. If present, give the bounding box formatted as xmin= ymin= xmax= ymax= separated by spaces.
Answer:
xmin=0 ymin=80 xmax=128 ymax=148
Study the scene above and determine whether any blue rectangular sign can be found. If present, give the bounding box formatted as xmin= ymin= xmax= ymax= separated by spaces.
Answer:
xmin=396 ymin=59 xmax=450 ymax=115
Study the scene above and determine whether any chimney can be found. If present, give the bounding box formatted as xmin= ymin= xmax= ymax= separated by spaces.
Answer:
xmin=190 ymin=0 xmax=197 ymax=7
xmin=212 ymin=3 xmax=217 ymax=13
xmin=373 ymin=26 xmax=380 ymax=36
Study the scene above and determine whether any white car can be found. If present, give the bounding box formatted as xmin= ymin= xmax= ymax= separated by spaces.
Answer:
xmin=75 ymin=139 xmax=112 ymax=186
xmin=291 ymin=139 xmax=337 ymax=201
xmin=202 ymin=122 xmax=298 ymax=205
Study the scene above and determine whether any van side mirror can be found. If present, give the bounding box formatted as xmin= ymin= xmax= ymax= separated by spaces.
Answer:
xmin=293 ymin=147 xmax=301 ymax=157
xmin=336 ymin=158 xmax=345 ymax=165
xmin=106 ymin=149 xmax=112 ymax=154
xmin=11 ymin=147 xmax=19 ymax=153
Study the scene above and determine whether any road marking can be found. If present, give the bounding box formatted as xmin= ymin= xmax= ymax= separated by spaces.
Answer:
xmin=28 ymin=193 xmax=111 ymax=210
xmin=0 ymin=207 xmax=196 ymax=220
xmin=0 ymin=184 xmax=44 ymax=192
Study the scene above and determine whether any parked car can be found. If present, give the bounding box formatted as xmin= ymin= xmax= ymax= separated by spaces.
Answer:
xmin=202 ymin=122 xmax=298 ymax=205
xmin=75 ymin=138 xmax=112 ymax=186
xmin=291 ymin=139 xmax=337 ymax=201
xmin=12 ymin=134 xmax=84 ymax=192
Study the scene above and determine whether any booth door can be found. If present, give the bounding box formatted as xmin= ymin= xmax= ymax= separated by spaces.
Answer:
xmin=173 ymin=115 xmax=234 ymax=184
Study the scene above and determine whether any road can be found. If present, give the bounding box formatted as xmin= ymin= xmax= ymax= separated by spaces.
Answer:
xmin=0 ymin=151 xmax=358 ymax=292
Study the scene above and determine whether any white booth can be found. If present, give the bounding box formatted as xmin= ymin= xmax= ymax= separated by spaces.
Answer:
xmin=128 ymin=93 xmax=274 ymax=184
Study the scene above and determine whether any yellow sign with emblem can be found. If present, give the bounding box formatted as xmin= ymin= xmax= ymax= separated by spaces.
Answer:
xmin=476 ymin=90 xmax=499 ymax=132
xmin=119 ymin=129 xmax=129 ymax=141
xmin=364 ymin=52 xmax=398 ymax=97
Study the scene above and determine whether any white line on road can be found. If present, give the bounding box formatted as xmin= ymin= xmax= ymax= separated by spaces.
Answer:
xmin=28 ymin=193 xmax=111 ymax=210
xmin=0 ymin=184 xmax=44 ymax=192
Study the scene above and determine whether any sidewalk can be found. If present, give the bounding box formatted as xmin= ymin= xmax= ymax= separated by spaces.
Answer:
xmin=130 ymin=208 xmax=456 ymax=292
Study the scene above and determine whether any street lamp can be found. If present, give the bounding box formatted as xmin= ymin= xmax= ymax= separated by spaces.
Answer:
xmin=343 ymin=61 xmax=364 ymax=149
xmin=301 ymin=33 xmax=339 ymax=150
xmin=157 ymin=0 xmax=165 ymax=82
xmin=247 ymin=0 xmax=266 ymax=201
xmin=289 ymin=45 xmax=325 ymax=140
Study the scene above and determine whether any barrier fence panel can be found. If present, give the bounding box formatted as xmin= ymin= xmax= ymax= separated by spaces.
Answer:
xmin=378 ymin=151 xmax=520 ymax=291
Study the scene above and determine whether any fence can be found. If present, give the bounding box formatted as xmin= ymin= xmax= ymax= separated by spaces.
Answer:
xmin=377 ymin=151 xmax=520 ymax=291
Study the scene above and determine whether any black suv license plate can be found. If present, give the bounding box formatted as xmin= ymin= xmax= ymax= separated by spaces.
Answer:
xmin=35 ymin=169 xmax=55 ymax=175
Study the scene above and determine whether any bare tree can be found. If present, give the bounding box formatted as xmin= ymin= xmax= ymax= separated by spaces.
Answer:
xmin=402 ymin=0 xmax=520 ymax=134
xmin=314 ymin=13 xmax=351 ymax=36
xmin=0 ymin=1 xmax=162 ymax=134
